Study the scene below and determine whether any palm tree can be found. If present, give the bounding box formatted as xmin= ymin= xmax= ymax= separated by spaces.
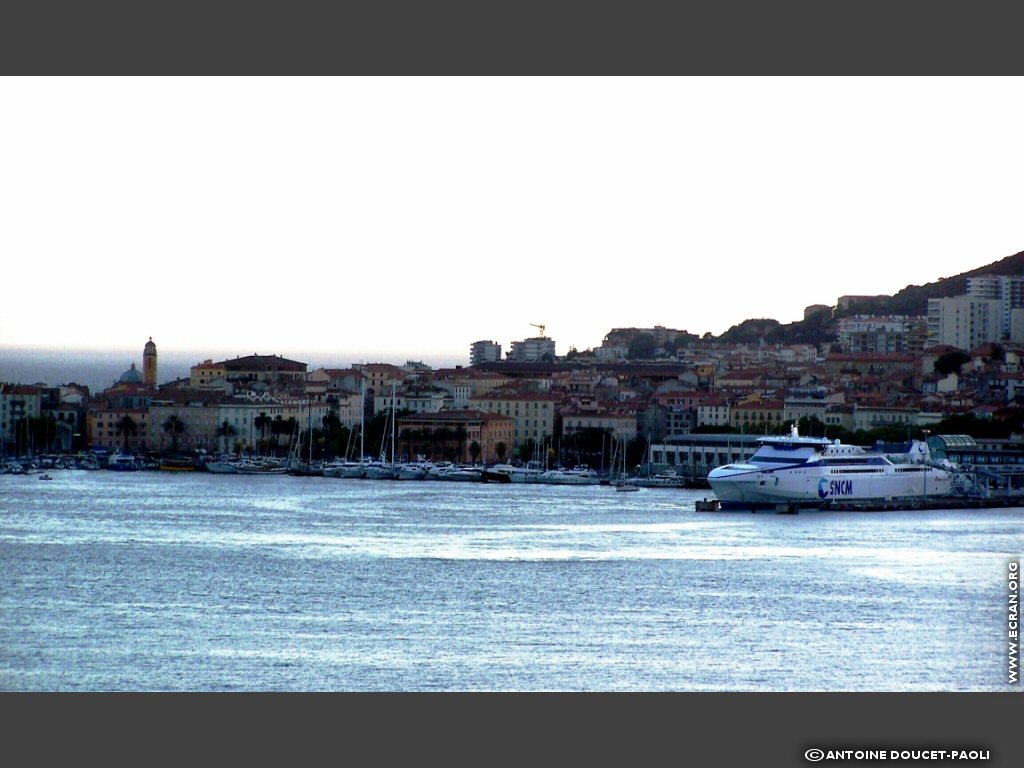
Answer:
xmin=271 ymin=415 xmax=286 ymax=455
xmin=253 ymin=412 xmax=271 ymax=454
xmin=400 ymin=428 xmax=414 ymax=462
xmin=468 ymin=440 xmax=481 ymax=464
xmin=495 ymin=441 xmax=507 ymax=462
xmin=115 ymin=415 xmax=138 ymax=452
xmin=216 ymin=420 xmax=237 ymax=454
xmin=434 ymin=427 xmax=454 ymax=462
xmin=454 ymin=426 xmax=468 ymax=463
xmin=162 ymin=415 xmax=185 ymax=453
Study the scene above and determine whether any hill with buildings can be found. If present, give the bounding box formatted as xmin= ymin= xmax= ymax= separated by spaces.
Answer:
xmin=713 ymin=249 xmax=1024 ymax=346
xmin=836 ymin=249 xmax=1024 ymax=318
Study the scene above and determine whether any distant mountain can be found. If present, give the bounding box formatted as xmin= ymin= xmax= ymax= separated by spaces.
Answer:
xmin=710 ymin=249 xmax=1024 ymax=346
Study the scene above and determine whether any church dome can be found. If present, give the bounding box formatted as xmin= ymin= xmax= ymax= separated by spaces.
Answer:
xmin=119 ymin=362 xmax=144 ymax=384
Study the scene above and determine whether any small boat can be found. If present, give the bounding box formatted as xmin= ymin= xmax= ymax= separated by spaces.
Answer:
xmin=160 ymin=457 xmax=196 ymax=471
xmin=39 ymin=473 xmax=53 ymax=481
xmin=630 ymin=470 xmax=686 ymax=488
xmin=106 ymin=451 xmax=139 ymax=471
xmin=325 ymin=459 xmax=373 ymax=479
xmin=439 ymin=466 xmax=484 ymax=482
xmin=396 ymin=462 xmax=431 ymax=480
xmin=206 ymin=461 xmax=240 ymax=474
xmin=482 ymin=461 xmax=545 ymax=483
xmin=539 ymin=466 xmax=600 ymax=485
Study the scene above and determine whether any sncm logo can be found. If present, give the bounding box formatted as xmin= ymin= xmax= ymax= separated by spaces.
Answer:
xmin=805 ymin=749 xmax=825 ymax=761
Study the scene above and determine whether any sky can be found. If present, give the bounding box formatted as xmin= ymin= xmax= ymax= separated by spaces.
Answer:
xmin=1 ymin=77 xmax=1023 ymax=368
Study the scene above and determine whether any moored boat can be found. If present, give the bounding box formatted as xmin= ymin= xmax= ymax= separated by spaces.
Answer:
xmin=707 ymin=423 xmax=954 ymax=509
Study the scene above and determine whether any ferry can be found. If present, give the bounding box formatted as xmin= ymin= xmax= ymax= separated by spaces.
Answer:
xmin=707 ymin=424 xmax=954 ymax=509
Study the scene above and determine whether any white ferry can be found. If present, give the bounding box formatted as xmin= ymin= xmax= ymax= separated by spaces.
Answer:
xmin=707 ymin=424 xmax=953 ymax=509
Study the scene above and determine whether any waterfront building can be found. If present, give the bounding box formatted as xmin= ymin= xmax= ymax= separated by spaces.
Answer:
xmin=278 ymin=392 xmax=331 ymax=426
xmin=560 ymin=405 xmax=637 ymax=442
xmin=469 ymin=390 xmax=562 ymax=447
xmin=216 ymin=395 xmax=286 ymax=453
xmin=927 ymin=295 xmax=1002 ymax=350
xmin=323 ymin=388 xmax=363 ymax=428
xmin=86 ymin=403 xmax=150 ymax=452
xmin=648 ymin=433 xmax=762 ymax=483
xmin=508 ymin=336 xmax=556 ymax=362
xmin=394 ymin=410 xmax=515 ymax=463
xmin=146 ymin=392 xmax=225 ymax=452
xmin=373 ymin=387 xmax=452 ymax=416
xmin=0 ymin=384 xmax=43 ymax=452
xmin=470 ymin=340 xmax=502 ymax=366
xmin=41 ymin=402 xmax=80 ymax=452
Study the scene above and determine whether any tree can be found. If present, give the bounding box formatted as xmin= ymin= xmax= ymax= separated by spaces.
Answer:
xmin=627 ymin=333 xmax=657 ymax=360
xmin=454 ymin=425 xmax=468 ymax=462
xmin=495 ymin=441 xmax=507 ymax=461
xmin=518 ymin=437 xmax=538 ymax=462
xmin=433 ymin=426 xmax=454 ymax=462
xmin=216 ymin=420 xmax=237 ymax=454
xmin=162 ymin=415 xmax=185 ymax=453
xmin=934 ymin=350 xmax=971 ymax=376
xmin=271 ymin=415 xmax=287 ymax=454
xmin=115 ymin=415 xmax=138 ymax=452
xmin=253 ymin=412 xmax=272 ymax=453
xmin=468 ymin=440 xmax=482 ymax=464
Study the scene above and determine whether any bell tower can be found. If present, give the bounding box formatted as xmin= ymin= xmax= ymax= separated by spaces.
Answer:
xmin=143 ymin=337 xmax=158 ymax=386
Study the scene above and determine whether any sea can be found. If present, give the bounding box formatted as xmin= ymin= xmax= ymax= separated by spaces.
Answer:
xmin=0 ymin=472 xmax=1019 ymax=691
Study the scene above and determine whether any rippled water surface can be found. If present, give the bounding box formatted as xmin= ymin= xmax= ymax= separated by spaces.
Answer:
xmin=1 ymin=472 xmax=1019 ymax=691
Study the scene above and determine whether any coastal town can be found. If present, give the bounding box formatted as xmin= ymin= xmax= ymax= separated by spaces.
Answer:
xmin=5 ymin=271 xmax=1024 ymax=487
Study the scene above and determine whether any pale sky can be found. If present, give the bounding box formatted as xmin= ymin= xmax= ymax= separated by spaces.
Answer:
xmin=1 ymin=77 xmax=1023 ymax=365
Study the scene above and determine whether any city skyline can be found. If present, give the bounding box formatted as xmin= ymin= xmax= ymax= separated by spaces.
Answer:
xmin=2 ymin=77 xmax=1024 ymax=358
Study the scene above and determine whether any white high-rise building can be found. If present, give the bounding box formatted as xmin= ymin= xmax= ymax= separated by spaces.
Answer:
xmin=966 ymin=275 xmax=1024 ymax=337
xmin=508 ymin=336 xmax=556 ymax=362
xmin=470 ymin=340 xmax=502 ymax=366
xmin=926 ymin=296 xmax=1001 ymax=350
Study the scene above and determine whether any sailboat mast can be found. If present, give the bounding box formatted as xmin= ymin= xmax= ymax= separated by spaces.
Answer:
xmin=390 ymin=381 xmax=396 ymax=464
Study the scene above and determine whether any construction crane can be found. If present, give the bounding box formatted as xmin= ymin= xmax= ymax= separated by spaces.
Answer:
xmin=530 ymin=323 xmax=546 ymax=337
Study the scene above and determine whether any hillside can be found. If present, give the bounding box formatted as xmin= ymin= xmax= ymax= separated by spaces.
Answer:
xmin=710 ymin=248 xmax=1024 ymax=346
xmin=837 ymin=249 xmax=1024 ymax=317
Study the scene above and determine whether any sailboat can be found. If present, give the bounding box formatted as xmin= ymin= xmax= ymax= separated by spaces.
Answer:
xmin=326 ymin=379 xmax=372 ymax=478
xmin=365 ymin=381 xmax=398 ymax=479
xmin=614 ymin=437 xmax=638 ymax=492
